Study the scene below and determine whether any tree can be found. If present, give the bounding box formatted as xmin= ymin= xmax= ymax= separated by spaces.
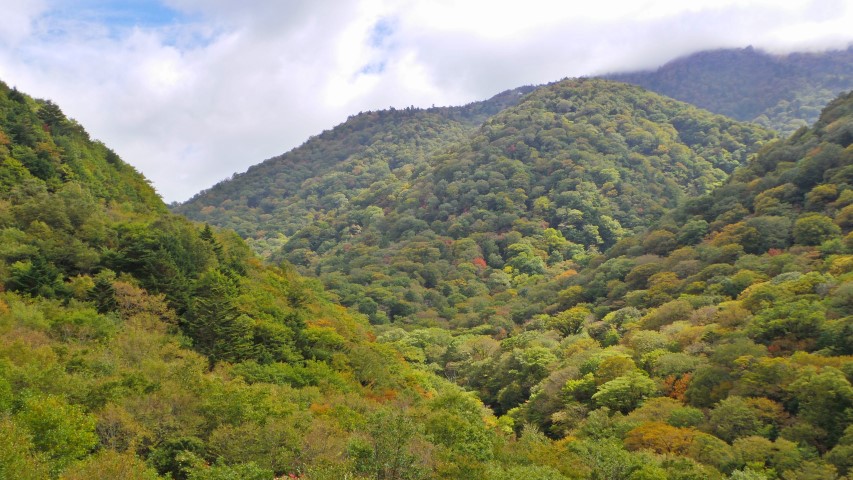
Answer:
xmin=677 ymin=219 xmax=709 ymax=246
xmin=349 ymin=410 xmax=427 ymax=480
xmin=787 ymin=367 xmax=853 ymax=450
xmin=549 ymin=305 xmax=591 ymax=336
xmin=6 ymin=256 xmax=65 ymax=298
xmin=184 ymin=269 xmax=254 ymax=367
xmin=59 ymin=450 xmax=161 ymax=480
xmin=186 ymin=459 xmax=273 ymax=480
xmin=826 ymin=425 xmax=853 ymax=476
xmin=15 ymin=395 xmax=98 ymax=474
xmin=643 ymin=230 xmax=678 ymax=255
xmin=708 ymin=396 xmax=763 ymax=443
xmin=749 ymin=300 xmax=825 ymax=349
xmin=624 ymin=422 xmax=695 ymax=455
xmin=688 ymin=432 xmax=735 ymax=471
xmin=88 ymin=270 xmax=118 ymax=314
xmin=0 ymin=418 xmax=50 ymax=480
xmin=792 ymin=214 xmax=841 ymax=246
xmin=592 ymin=371 xmax=659 ymax=413
xmin=505 ymin=241 xmax=546 ymax=275
xmin=780 ymin=461 xmax=839 ymax=480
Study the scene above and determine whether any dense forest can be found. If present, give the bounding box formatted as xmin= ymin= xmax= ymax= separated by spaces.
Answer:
xmin=176 ymin=72 xmax=853 ymax=478
xmin=174 ymin=85 xmax=536 ymax=257
xmin=606 ymin=46 xmax=853 ymax=136
xmin=3 ymin=47 xmax=853 ymax=479
xmin=0 ymin=81 xmax=593 ymax=479
xmin=179 ymin=79 xmax=775 ymax=329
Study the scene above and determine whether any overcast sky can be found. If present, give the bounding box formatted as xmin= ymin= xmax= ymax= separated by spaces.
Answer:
xmin=1 ymin=0 xmax=852 ymax=202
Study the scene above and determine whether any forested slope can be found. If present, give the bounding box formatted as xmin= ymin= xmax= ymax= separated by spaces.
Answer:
xmin=377 ymin=90 xmax=853 ymax=479
xmin=184 ymin=79 xmax=773 ymax=329
xmin=606 ymin=46 xmax=853 ymax=135
xmin=175 ymin=75 xmax=853 ymax=478
xmin=0 ymin=81 xmax=578 ymax=480
xmin=175 ymin=86 xmax=535 ymax=257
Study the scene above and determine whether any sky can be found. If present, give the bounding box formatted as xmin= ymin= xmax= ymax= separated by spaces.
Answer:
xmin=0 ymin=0 xmax=852 ymax=203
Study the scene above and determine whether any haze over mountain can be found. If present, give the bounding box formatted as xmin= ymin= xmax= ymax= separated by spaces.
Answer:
xmin=606 ymin=46 xmax=853 ymax=135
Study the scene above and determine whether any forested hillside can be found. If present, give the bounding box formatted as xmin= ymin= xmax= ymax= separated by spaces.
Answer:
xmin=175 ymin=86 xmax=535 ymax=257
xmin=5 ymin=59 xmax=853 ymax=478
xmin=175 ymin=72 xmax=853 ymax=478
xmin=606 ymin=46 xmax=853 ymax=135
xmin=376 ymin=90 xmax=853 ymax=479
xmin=0 ymin=81 xmax=588 ymax=479
xmin=180 ymin=79 xmax=774 ymax=329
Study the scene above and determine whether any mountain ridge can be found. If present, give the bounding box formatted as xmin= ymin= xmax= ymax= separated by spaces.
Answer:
xmin=178 ymin=78 xmax=775 ymax=330
xmin=604 ymin=45 xmax=853 ymax=135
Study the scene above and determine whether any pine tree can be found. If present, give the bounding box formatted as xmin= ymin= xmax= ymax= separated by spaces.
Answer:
xmin=184 ymin=269 xmax=254 ymax=367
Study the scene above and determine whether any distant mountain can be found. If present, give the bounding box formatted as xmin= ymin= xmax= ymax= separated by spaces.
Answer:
xmin=178 ymin=78 xmax=774 ymax=328
xmin=174 ymin=85 xmax=535 ymax=256
xmin=605 ymin=46 xmax=853 ymax=135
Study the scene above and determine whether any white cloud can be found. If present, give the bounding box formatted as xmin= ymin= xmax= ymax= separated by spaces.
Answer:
xmin=0 ymin=0 xmax=851 ymax=202
xmin=0 ymin=0 xmax=49 ymax=44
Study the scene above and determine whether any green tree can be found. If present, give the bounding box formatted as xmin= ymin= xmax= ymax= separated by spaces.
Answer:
xmin=349 ymin=410 xmax=427 ymax=480
xmin=184 ymin=269 xmax=255 ymax=367
xmin=0 ymin=418 xmax=50 ymax=480
xmin=708 ymin=396 xmax=763 ymax=443
xmin=549 ymin=305 xmax=592 ymax=336
xmin=59 ymin=450 xmax=161 ymax=480
xmin=15 ymin=395 xmax=98 ymax=474
xmin=6 ymin=256 xmax=66 ymax=298
xmin=592 ymin=371 xmax=659 ymax=413
xmin=792 ymin=214 xmax=841 ymax=246
xmin=787 ymin=367 xmax=853 ymax=449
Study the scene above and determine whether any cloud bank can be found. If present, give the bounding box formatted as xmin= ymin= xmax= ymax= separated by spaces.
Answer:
xmin=0 ymin=0 xmax=851 ymax=202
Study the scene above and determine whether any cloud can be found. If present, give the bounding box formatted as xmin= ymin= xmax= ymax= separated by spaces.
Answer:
xmin=0 ymin=0 xmax=851 ymax=202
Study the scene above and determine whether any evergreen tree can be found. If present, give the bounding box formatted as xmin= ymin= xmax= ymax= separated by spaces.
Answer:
xmin=184 ymin=269 xmax=254 ymax=367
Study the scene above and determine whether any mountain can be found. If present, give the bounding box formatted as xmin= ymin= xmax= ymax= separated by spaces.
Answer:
xmin=605 ymin=46 xmax=853 ymax=135
xmin=523 ymin=88 xmax=853 ymax=471
xmin=178 ymin=78 xmax=774 ymax=329
xmin=174 ymin=85 xmax=535 ymax=257
xmin=172 ymin=71 xmax=853 ymax=479
xmin=4 ymin=69 xmax=853 ymax=479
xmin=374 ymin=90 xmax=853 ymax=480
xmin=0 ymin=81 xmax=569 ymax=479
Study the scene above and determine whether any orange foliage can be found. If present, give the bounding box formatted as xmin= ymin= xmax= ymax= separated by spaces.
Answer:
xmin=472 ymin=257 xmax=488 ymax=269
xmin=366 ymin=388 xmax=399 ymax=403
xmin=556 ymin=269 xmax=578 ymax=280
xmin=663 ymin=373 xmax=691 ymax=401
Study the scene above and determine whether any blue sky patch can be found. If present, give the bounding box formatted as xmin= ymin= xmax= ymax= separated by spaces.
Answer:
xmin=369 ymin=17 xmax=396 ymax=48
xmin=45 ymin=0 xmax=190 ymax=29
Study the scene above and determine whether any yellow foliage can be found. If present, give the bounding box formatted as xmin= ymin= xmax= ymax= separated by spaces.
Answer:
xmin=624 ymin=421 xmax=696 ymax=455
xmin=828 ymin=255 xmax=853 ymax=275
